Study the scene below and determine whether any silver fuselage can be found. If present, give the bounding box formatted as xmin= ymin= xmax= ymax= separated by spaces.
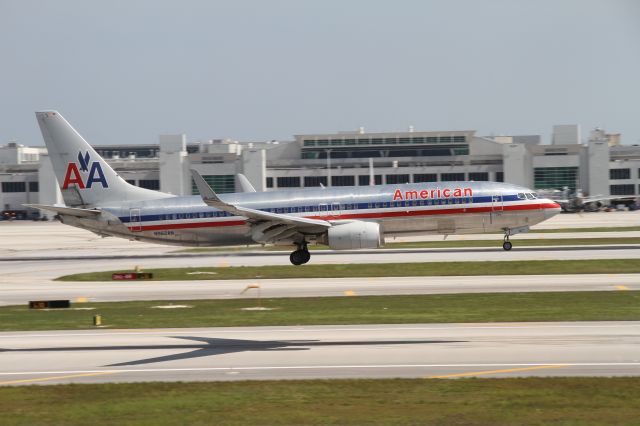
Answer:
xmin=59 ymin=181 xmax=561 ymax=247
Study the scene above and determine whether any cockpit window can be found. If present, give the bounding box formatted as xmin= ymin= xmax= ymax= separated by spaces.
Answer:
xmin=517 ymin=193 xmax=526 ymax=199
xmin=525 ymin=193 xmax=535 ymax=200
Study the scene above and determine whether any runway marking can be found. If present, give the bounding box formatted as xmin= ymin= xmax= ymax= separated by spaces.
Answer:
xmin=616 ymin=285 xmax=630 ymax=290
xmin=0 ymin=322 xmax=638 ymax=339
xmin=426 ymin=364 xmax=569 ymax=379
xmin=344 ymin=290 xmax=356 ymax=296
xmin=0 ymin=363 xmax=639 ymax=377
xmin=0 ymin=371 xmax=117 ymax=386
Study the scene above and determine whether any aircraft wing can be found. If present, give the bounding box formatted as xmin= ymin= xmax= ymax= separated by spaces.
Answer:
xmin=191 ymin=170 xmax=331 ymax=229
xmin=23 ymin=204 xmax=101 ymax=218
xmin=583 ymin=195 xmax=624 ymax=203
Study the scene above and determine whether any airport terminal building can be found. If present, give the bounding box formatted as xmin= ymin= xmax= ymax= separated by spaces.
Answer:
xmin=0 ymin=123 xmax=638 ymax=219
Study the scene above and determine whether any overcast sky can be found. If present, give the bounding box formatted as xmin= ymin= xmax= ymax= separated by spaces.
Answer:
xmin=1 ymin=0 xmax=639 ymax=146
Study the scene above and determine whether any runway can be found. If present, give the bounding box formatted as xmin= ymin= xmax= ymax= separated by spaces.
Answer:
xmin=2 ymin=219 xmax=640 ymax=306
xmin=3 ymin=215 xmax=640 ymax=262
xmin=3 ymin=245 xmax=640 ymax=279
xmin=0 ymin=322 xmax=638 ymax=385
xmin=0 ymin=274 xmax=638 ymax=306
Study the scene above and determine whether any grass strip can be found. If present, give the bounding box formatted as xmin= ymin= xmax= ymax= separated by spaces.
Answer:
xmin=533 ymin=225 xmax=640 ymax=233
xmin=175 ymin=236 xmax=640 ymax=253
xmin=1 ymin=291 xmax=639 ymax=331
xmin=57 ymin=259 xmax=640 ymax=281
xmin=1 ymin=378 xmax=640 ymax=425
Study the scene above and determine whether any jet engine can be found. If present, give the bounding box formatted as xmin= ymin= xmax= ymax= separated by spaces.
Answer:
xmin=321 ymin=221 xmax=383 ymax=250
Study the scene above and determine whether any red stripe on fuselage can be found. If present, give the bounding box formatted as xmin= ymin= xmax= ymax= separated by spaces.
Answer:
xmin=127 ymin=203 xmax=560 ymax=232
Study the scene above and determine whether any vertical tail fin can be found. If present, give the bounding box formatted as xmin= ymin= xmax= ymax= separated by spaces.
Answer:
xmin=35 ymin=111 xmax=171 ymax=207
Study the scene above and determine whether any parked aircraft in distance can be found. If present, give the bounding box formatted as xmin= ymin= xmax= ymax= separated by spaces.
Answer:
xmin=537 ymin=187 xmax=624 ymax=212
xmin=28 ymin=111 xmax=561 ymax=265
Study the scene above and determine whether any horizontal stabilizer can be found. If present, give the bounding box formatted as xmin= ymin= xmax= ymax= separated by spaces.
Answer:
xmin=23 ymin=204 xmax=100 ymax=218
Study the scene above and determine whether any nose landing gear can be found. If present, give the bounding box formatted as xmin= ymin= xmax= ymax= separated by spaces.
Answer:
xmin=290 ymin=241 xmax=311 ymax=265
xmin=503 ymin=230 xmax=512 ymax=251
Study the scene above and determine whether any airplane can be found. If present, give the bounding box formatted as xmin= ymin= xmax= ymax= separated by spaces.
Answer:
xmin=27 ymin=111 xmax=561 ymax=265
xmin=537 ymin=187 xmax=622 ymax=213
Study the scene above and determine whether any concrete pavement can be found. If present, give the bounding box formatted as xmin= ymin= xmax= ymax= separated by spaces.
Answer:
xmin=0 ymin=322 xmax=638 ymax=385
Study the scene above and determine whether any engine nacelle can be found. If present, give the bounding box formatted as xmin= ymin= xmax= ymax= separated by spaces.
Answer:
xmin=322 ymin=221 xmax=383 ymax=250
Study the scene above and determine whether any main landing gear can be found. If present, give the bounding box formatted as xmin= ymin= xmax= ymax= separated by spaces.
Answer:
xmin=290 ymin=242 xmax=311 ymax=266
xmin=502 ymin=231 xmax=513 ymax=251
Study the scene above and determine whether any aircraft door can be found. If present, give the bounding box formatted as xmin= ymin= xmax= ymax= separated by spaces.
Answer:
xmin=129 ymin=208 xmax=142 ymax=232
xmin=491 ymin=195 xmax=503 ymax=212
xmin=331 ymin=202 xmax=341 ymax=218
xmin=490 ymin=195 xmax=503 ymax=225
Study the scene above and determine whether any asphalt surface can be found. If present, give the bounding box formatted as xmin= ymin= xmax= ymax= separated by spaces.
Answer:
xmin=0 ymin=322 xmax=638 ymax=385
xmin=2 ymin=219 xmax=640 ymax=306
xmin=2 ymin=218 xmax=639 ymax=385
xmin=0 ymin=274 xmax=638 ymax=306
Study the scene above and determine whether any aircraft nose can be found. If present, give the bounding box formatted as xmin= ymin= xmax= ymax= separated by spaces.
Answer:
xmin=543 ymin=200 xmax=562 ymax=219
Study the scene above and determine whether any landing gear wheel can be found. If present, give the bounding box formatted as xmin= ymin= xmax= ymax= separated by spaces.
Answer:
xmin=290 ymin=240 xmax=311 ymax=265
xmin=300 ymin=250 xmax=311 ymax=264
xmin=290 ymin=250 xmax=305 ymax=266
xmin=503 ymin=241 xmax=512 ymax=251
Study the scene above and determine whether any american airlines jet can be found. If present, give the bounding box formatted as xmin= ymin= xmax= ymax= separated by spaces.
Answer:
xmin=28 ymin=111 xmax=561 ymax=265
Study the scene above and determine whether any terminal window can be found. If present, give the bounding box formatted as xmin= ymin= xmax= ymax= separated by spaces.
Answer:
xmin=440 ymin=173 xmax=465 ymax=182
xmin=413 ymin=173 xmax=438 ymax=183
xmin=192 ymin=175 xmax=235 ymax=194
xmin=304 ymin=176 xmax=328 ymax=187
xmin=610 ymin=184 xmax=635 ymax=196
xmin=386 ymin=174 xmax=410 ymax=184
xmin=358 ymin=175 xmax=382 ymax=186
xmin=468 ymin=172 xmax=489 ymax=181
xmin=331 ymin=176 xmax=355 ymax=186
xmin=610 ymin=169 xmax=631 ymax=180
xmin=138 ymin=180 xmax=160 ymax=190
xmin=1 ymin=182 xmax=26 ymax=193
xmin=266 ymin=177 xmax=273 ymax=188
xmin=534 ymin=167 xmax=579 ymax=190
xmin=28 ymin=182 xmax=39 ymax=192
xmin=277 ymin=176 xmax=301 ymax=188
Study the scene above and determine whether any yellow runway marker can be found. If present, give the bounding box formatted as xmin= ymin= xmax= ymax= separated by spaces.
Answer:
xmin=0 ymin=371 xmax=116 ymax=386
xmin=427 ymin=364 xmax=568 ymax=379
xmin=615 ymin=285 xmax=630 ymax=291
xmin=344 ymin=290 xmax=356 ymax=296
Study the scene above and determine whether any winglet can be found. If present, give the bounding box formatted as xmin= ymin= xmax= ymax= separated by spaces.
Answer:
xmin=237 ymin=174 xmax=257 ymax=192
xmin=190 ymin=170 xmax=220 ymax=201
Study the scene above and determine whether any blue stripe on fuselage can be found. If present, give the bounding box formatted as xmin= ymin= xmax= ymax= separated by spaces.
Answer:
xmin=119 ymin=194 xmax=525 ymax=223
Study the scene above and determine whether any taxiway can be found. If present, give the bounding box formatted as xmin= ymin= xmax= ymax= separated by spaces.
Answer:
xmin=0 ymin=322 xmax=638 ymax=385
xmin=0 ymin=274 xmax=637 ymax=306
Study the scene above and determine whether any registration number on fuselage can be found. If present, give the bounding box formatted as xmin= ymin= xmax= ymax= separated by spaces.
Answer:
xmin=153 ymin=230 xmax=176 ymax=236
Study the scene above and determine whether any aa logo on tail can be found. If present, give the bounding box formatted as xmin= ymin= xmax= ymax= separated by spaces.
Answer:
xmin=62 ymin=151 xmax=108 ymax=189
